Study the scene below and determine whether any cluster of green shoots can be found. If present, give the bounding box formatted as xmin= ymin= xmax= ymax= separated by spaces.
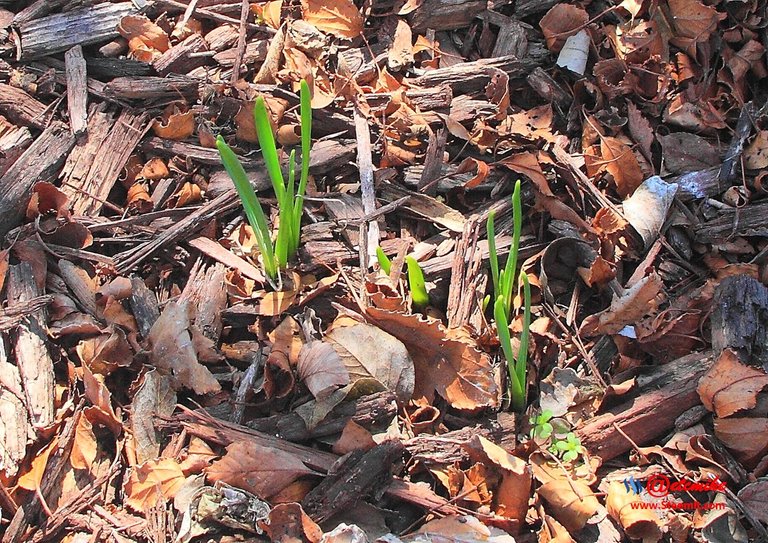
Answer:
xmin=376 ymin=247 xmax=429 ymax=309
xmin=487 ymin=180 xmax=531 ymax=413
xmin=216 ymin=80 xmax=312 ymax=290
xmin=530 ymin=410 xmax=585 ymax=463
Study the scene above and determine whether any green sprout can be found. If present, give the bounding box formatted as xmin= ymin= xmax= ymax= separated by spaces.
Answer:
xmin=376 ymin=249 xmax=430 ymax=309
xmin=550 ymin=432 xmax=585 ymax=463
xmin=216 ymin=80 xmax=312 ymax=289
xmin=487 ymin=179 xmax=530 ymax=412
xmin=530 ymin=410 xmax=554 ymax=440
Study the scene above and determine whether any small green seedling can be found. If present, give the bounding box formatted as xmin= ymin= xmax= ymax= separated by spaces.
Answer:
xmin=376 ymin=249 xmax=429 ymax=309
xmin=550 ymin=432 xmax=585 ymax=463
xmin=530 ymin=410 xmax=554 ymax=440
xmin=216 ymin=80 xmax=312 ymax=289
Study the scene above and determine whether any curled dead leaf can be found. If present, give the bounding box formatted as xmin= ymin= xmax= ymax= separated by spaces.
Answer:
xmin=153 ymin=103 xmax=195 ymax=140
xmin=301 ymin=0 xmax=363 ymax=40
xmin=605 ymin=481 xmax=664 ymax=542
xmin=298 ymin=340 xmax=350 ymax=400
xmin=697 ymin=349 xmax=768 ymax=418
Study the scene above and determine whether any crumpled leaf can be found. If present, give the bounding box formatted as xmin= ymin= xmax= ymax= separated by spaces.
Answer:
xmin=124 ymin=458 xmax=186 ymax=511
xmin=580 ymin=273 xmax=665 ymax=336
xmin=297 ymin=340 xmax=350 ymax=400
xmin=365 ymin=308 xmax=499 ymax=410
xmin=713 ymin=417 xmax=768 ymax=467
xmin=623 ymin=175 xmax=678 ymax=249
xmin=118 ymin=14 xmax=170 ymax=61
xmin=26 ymin=182 xmax=71 ymax=221
xmin=697 ymin=349 xmax=768 ymax=418
xmin=605 ymin=481 xmax=664 ymax=542
xmin=153 ymin=103 xmax=195 ymax=140
xmin=601 ymin=136 xmax=644 ymax=198
xmin=301 ymin=0 xmax=363 ymax=40
xmin=206 ymin=441 xmax=319 ymax=499
xmin=540 ymin=4 xmax=589 ymax=53
xmin=147 ymin=301 xmax=221 ymax=395
xmin=737 ymin=480 xmax=768 ymax=525
xmin=326 ymin=316 xmax=414 ymax=402
xmin=263 ymin=502 xmax=322 ymax=543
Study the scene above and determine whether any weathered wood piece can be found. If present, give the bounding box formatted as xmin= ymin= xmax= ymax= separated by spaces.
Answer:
xmin=180 ymin=260 xmax=227 ymax=344
xmin=103 ymin=76 xmax=200 ymax=103
xmin=64 ymin=45 xmax=87 ymax=136
xmin=17 ymin=3 xmax=136 ymax=60
xmin=576 ymin=351 xmax=716 ymax=461
xmin=0 ymin=334 xmax=34 ymax=480
xmin=0 ymin=122 xmax=76 ymax=238
xmin=60 ymin=104 xmax=113 ymax=205
xmin=0 ymin=83 xmax=49 ymax=130
xmin=302 ymin=440 xmax=404 ymax=523
xmin=694 ymin=201 xmax=768 ymax=242
xmin=0 ymin=117 xmax=32 ymax=173
xmin=129 ymin=277 xmax=161 ymax=339
xmin=154 ymin=33 xmax=209 ymax=76
xmin=411 ymin=52 xmax=548 ymax=93
xmin=409 ymin=0 xmax=508 ymax=32
xmin=711 ymin=275 xmax=768 ymax=370
xmin=247 ymin=390 xmax=398 ymax=441
xmin=7 ymin=263 xmax=54 ymax=430
xmin=67 ymin=108 xmax=150 ymax=216
xmin=85 ymin=57 xmax=153 ymax=79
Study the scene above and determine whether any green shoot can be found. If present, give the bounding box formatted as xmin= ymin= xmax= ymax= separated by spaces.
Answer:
xmin=530 ymin=410 xmax=554 ymax=440
xmin=216 ymin=80 xmax=312 ymax=288
xmin=405 ymin=256 xmax=429 ymax=309
xmin=487 ymin=179 xmax=530 ymax=412
xmin=550 ymin=433 xmax=585 ymax=463
xmin=376 ymin=246 xmax=392 ymax=276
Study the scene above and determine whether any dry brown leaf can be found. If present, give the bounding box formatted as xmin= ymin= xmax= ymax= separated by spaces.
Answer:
xmin=538 ymin=479 xmax=601 ymax=533
xmin=410 ymin=515 xmax=517 ymax=543
xmin=263 ymin=502 xmax=323 ymax=543
xmin=539 ymin=514 xmax=576 ymax=543
xmin=388 ymin=18 xmax=414 ymax=72
xmin=0 ymin=248 xmax=8 ymax=294
xmin=325 ymin=316 xmax=414 ymax=401
xmin=179 ymin=437 xmax=218 ymax=474
xmin=698 ymin=349 xmax=768 ymax=418
xmin=206 ymin=441 xmax=318 ymax=499
xmin=580 ymin=273 xmax=665 ymax=336
xmin=738 ymin=480 xmax=768 ymax=525
xmin=119 ymin=15 xmax=170 ymax=57
xmin=332 ymin=419 xmax=376 ymax=455
xmin=745 ymin=131 xmax=768 ymax=170
xmin=498 ymin=153 xmax=550 ymax=196
xmin=147 ymin=301 xmax=221 ymax=395
xmin=605 ymin=481 xmax=664 ymax=542
xmin=153 ymin=103 xmax=195 ymax=140
xmin=81 ymin=362 xmax=123 ymax=434
xmin=301 ymin=0 xmax=363 ymax=40
xmin=70 ymin=411 xmax=98 ymax=472
xmin=297 ymin=340 xmax=350 ymax=400
xmin=365 ymin=308 xmax=498 ymax=410
xmin=76 ymin=327 xmax=134 ymax=375
xmin=170 ymin=182 xmax=202 ymax=207
xmin=713 ymin=417 xmax=768 ymax=467
xmin=139 ymin=157 xmax=169 ymax=180
xmin=667 ymin=0 xmax=724 ymax=48
xmin=600 ymin=136 xmax=644 ymax=198
xmin=26 ymin=182 xmax=71 ymax=221
xmin=126 ymin=183 xmax=153 ymax=214
xmin=16 ymin=436 xmax=58 ymax=491
xmin=455 ymin=157 xmax=490 ymax=189
xmin=259 ymin=0 xmax=283 ymax=29
xmin=124 ymin=458 xmax=186 ymax=511
xmin=540 ymin=4 xmax=589 ymax=53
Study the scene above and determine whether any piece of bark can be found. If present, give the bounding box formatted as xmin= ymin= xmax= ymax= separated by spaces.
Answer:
xmin=694 ymin=201 xmax=768 ymax=242
xmin=411 ymin=50 xmax=548 ymax=93
xmin=114 ymin=190 xmax=240 ymax=273
xmin=64 ymin=45 xmax=87 ymax=136
xmin=11 ymin=0 xmax=68 ymax=25
xmin=301 ymin=440 xmax=405 ymax=523
xmin=129 ymin=277 xmax=161 ymax=339
xmin=213 ymin=40 xmax=268 ymax=68
xmin=154 ymin=0 xmax=274 ymax=32
xmin=85 ymin=57 xmax=153 ymax=79
xmin=324 ymin=194 xmax=365 ymax=248
xmin=154 ymin=33 xmax=209 ymax=76
xmin=186 ymin=236 xmax=265 ymax=282
xmin=576 ymin=350 xmax=716 ymax=461
xmin=103 ymin=75 xmax=200 ymax=103
xmin=379 ymin=182 xmax=465 ymax=233
xmin=409 ymin=0 xmax=507 ymax=32
xmin=247 ymin=390 xmax=398 ymax=441
xmin=180 ymin=260 xmax=227 ymax=344
xmin=405 ymin=426 xmax=490 ymax=466
xmin=711 ymin=275 xmax=768 ymax=370
xmin=60 ymin=104 xmax=113 ymax=205
xmin=482 ymin=13 xmax=529 ymax=58
xmin=354 ymin=106 xmax=379 ymax=265
xmin=526 ymin=67 xmax=572 ymax=111
xmin=337 ymin=42 xmax=389 ymax=84
xmin=0 ymin=83 xmax=49 ymax=130
xmin=7 ymin=263 xmax=54 ymax=431
xmin=204 ymin=24 xmax=239 ymax=52
xmin=57 ymin=260 xmax=99 ymax=319
xmin=0 ymin=119 xmax=32 ymax=173
xmin=143 ymin=137 xmax=261 ymax=169
xmin=0 ymin=335 xmax=34 ymax=479
xmin=513 ymin=0 xmax=560 ymax=17
xmin=0 ymin=122 xmax=76 ymax=239
xmin=672 ymin=167 xmax=723 ymax=201
xmin=418 ymin=127 xmax=447 ymax=195
xmin=0 ymin=296 xmax=52 ymax=332
xmin=446 ymin=217 xmax=484 ymax=329
xmin=67 ymin=108 xmax=150 ymax=216
xmin=16 ymin=3 xmax=137 ymax=60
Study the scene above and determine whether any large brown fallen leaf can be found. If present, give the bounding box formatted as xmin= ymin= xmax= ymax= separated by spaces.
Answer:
xmin=325 ymin=316 xmax=414 ymax=402
xmin=539 ymin=4 xmax=589 ymax=53
xmin=713 ymin=417 xmax=768 ymax=467
xmin=738 ymin=480 xmax=768 ymax=525
xmin=697 ymin=349 xmax=768 ymax=418
xmin=301 ymin=0 xmax=363 ymax=40
xmin=601 ymin=136 xmax=644 ymax=198
xmin=580 ymin=273 xmax=665 ymax=336
xmin=605 ymin=481 xmax=663 ymax=542
xmin=206 ymin=441 xmax=319 ymax=499
xmin=147 ymin=301 xmax=221 ymax=395
xmin=297 ymin=340 xmax=350 ymax=400
xmin=124 ymin=458 xmax=186 ymax=511
xmin=365 ymin=308 xmax=499 ymax=410
xmin=262 ymin=502 xmax=323 ymax=543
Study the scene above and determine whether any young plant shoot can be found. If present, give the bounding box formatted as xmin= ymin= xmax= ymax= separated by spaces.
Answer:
xmin=377 ymin=248 xmax=429 ymax=309
xmin=487 ymin=180 xmax=530 ymax=412
xmin=216 ymin=80 xmax=312 ymax=289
